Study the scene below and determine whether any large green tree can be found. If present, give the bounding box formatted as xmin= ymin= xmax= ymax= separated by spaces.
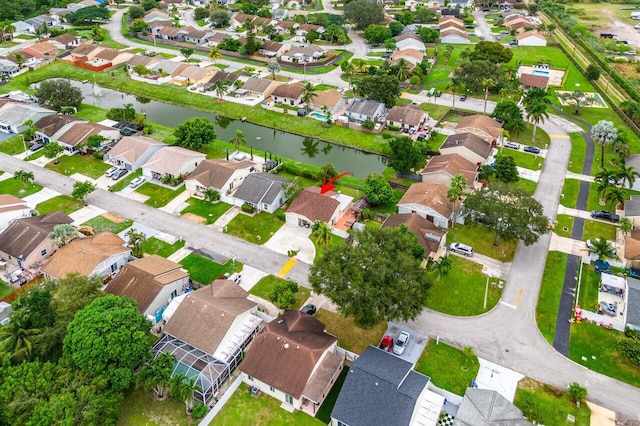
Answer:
xmin=63 ymin=295 xmax=152 ymax=392
xmin=363 ymin=24 xmax=391 ymax=44
xmin=491 ymin=101 xmax=524 ymax=133
xmin=463 ymin=183 xmax=549 ymax=246
xmin=344 ymin=0 xmax=384 ymax=30
xmin=356 ymin=74 xmax=401 ymax=107
xmin=174 ymin=117 xmax=217 ymax=150
xmin=454 ymin=60 xmax=502 ymax=93
xmin=388 ymin=136 xmax=421 ymax=173
xmin=363 ymin=173 xmax=393 ymax=206
xmin=493 ymin=155 xmax=519 ymax=183
xmin=309 ymin=227 xmax=431 ymax=328
xmin=591 ymin=120 xmax=618 ymax=168
xmin=71 ymin=181 xmax=95 ymax=203
xmin=469 ymin=41 xmax=513 ymax=64
xmin=35 ymin=80 xmax=83 ymax=112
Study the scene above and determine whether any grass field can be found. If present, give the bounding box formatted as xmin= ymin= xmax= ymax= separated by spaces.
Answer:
xmin=179 ymin=253 xmax=242 ymax=285
xmin=569 ymin=132 xmax=588 ymax=174
xmin=142 ymin=237 xmax=185 ymax=258
xmin=536 ymin=251 xmax=568 ymax=344
xmin=446 ymin=223 xmax=517 ymax=262
xmin=414 ymin=340 xmax=479 ymax=396
xmin=36 ymin=195 xmax=83 ymax=215
xmin=315 ymin=309 xmax=387 ymax=354
xmin=117 ymin=386 xmax=194 ymax=426
xmin=514 ymin=378 xmax=590 ymax=426
xmin=136 ymin=183 xmax=186 ymax=208
xmin=180 ymin=198 xmax=232 ymax=224
xmin=0 ymin=178 xmax=43 ymax=198
xmin=45 ymin=154 xmax=111 ymax=179
xmin=560 ymin=178 xmax=580 ymax=209
xmin=554 ymin=214 xmax=574 ymax=238
xmin=224 ymin=212 xmax=284 ymax=244
xmin=0 ymin=134 xmax=27 ymax=155
xmin=0 ymin=280 xmax=13 ymax=300
xmin=498 ymin=150 xmax=544 ymax=170
xmin=577 ymin=264 xmax=602 ymax=312
xmin=425 ymin=256 xmax=501 ymax=316
xmin=249 ymin=275 xmax=310 ymax=309
xmin=82 ymin=215 xmax=133 ymax=234
xmin=582 ymin=219 xmax=617 ymax=242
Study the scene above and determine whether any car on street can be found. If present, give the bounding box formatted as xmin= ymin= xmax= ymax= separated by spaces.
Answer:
xmin=509 ymin=41 xmax=517 ymax=46
xmin=379 ymin=335 xmax=394 ymax=352
xmin=393 ymin=331 xmax=411 ymax=355
xmin=590 ymin=210 xmax=620 ymax=222
xmin=523 ymin=146 xmax=541 ymax=154
xmin=29 ymin=142 xmax=44 ymax=152
xmin=450 ymin=242 xmax=474 ymax=257
xmin=129 ymin=176 xmax=146 ymax=188
xmin=301 ymin=304 xmax=317 ymax=315
xmin=381 ymin=53 xmax=391 ymax=59
xmin=504 ymin=141 xmax=520 ymax=150
xmin=111 ymin=168 xmax=128 ymax=180
xmin=104 ymin=166 xmax=119 ymax=177
xmin=624 ymin=50 xmax=637 ymax=56
xmin=460 ymin=94 xmax=467 ymax=101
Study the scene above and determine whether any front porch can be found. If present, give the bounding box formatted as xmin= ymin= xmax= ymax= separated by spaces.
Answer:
xmin=300 ymin=352 xmax=344 ymax=417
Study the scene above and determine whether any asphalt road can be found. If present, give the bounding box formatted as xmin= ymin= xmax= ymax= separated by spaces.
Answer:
xmin=472 ymin=11 xmax=495 ymax=42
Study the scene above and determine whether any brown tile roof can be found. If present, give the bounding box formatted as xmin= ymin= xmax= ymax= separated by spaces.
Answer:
xmin=310 ymin=89 xmax=342 ymax=109
xmin=127 ymin=55 xmax=159 ymax=68
xmin=271 ymin=82 xmax=304 ymax=100
xmin=202 ymin=70 xmax=238 ymax=86
xmin=71 ymin=43 xmax=99 ymax=57
xmin=51 ymin=33 xmax=79 ymax=45
xmin=57 ymin=122 xmax=112 ymax=147
xmin=186 ymin=29 xmax=208 ymax=39
xmin=421 ymin=153 xmax=478 ymax=186
xmin=105 ymin=255 xmax=188 ymax=312
xmin=143 ymin=146 xmax=205 ymax=176
xmin=0 ymin=211 xmax=72 ymax=259
xmin=260 ymin=39 xmax=284 ymax=52
xmin=516 ymin=31 xmax=545 ymax=41
xmin=187 ymin=159 xmax=254 ymax=189
xmin=26 ymin=41 xmax=58 ymax=54
xmin=456 ymin=115 xmax=502 ymax=139
xmin=394 ymin=32 xmax=422 ymax=43
xmin=382 ymin=213 xmax=446 ymax=256
xmin=626 ymin=230 xmax=640 ymax=260
xmin=95 ymin=48 xmax=119 ymax=61
xmin=398 ymin=182 xmax=454 ymax=219
xmin=41 ymin=232 xmax=129 ymax=279
xmin=520 ymin=73 xmax=549 ymax=89
xmin=275 ymin=20 xmax=296 ymax=29
xmin=286 ymin=187 xmax=340 ymax=223
xmin=302 ymin=351 xmax=343 ymax=403
xmin=240 ymin=310 xmax=337 ymax=399
xmin=440 ymin=133 xmax=493 ymax=160
xmin=392 ymin=49 xmax=424 ymax=63
xmin=506 ymin=18 xmax=530 ymax=29
xmin=0 ymin=195 xmax=28 ymax=214
xmin=386 ymin=105 xmax=425 ymax=127
xmin=242 ymin=77 xmax=278 ymax=94
xmin=440 ymin=27 xmax=468 ymax=38
xmin=108 ymin=136 xmax=166 ymax=164
xmin=34 ymin=114 xmax=82 ymax=137
xmin=164 ymin=280 xmax=257 ymax=355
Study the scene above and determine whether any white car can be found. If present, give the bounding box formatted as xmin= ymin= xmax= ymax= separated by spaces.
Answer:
xmin=393 ymin=331 xmax=411 ymax=355
xmin=504 ymin=141 xmax=521 ymax=150
xmin=129 ymin=176 xmax=146 ymax=188
xmin=104 ymin=166 xmax=119 ymax=177
xmin=635 ymin=24 xmax=640 ymax=29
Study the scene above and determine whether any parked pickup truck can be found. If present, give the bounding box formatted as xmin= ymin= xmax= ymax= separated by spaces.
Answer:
xmin=590 ymin=210 xmax=620 ymax=223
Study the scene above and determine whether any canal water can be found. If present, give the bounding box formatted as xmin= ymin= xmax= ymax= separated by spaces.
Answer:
xmin=67 ymin=81 xmax=386 ymax=179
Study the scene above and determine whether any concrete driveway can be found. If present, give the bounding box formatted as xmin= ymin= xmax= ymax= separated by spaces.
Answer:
xmin=383 ymin=322 xmax=429 ymax=366
xmin=264 ymin=224 xmax=316 ymax=265
xmin=448 ymin=250 xmax=511 ymax=280
xmin=22 ymin=187 xmax=60 ymax=209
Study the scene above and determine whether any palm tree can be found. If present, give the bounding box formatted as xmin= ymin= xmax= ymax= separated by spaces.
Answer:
xmin=620 ymin=217 xmax=633 ymax=236
xmin=123 ymin=103 xmax=136 ymax=122
xmin=230 ymin=129 xmax=246 ymax=152
xmin=524 ymin=100 xmax=549 ymax=144
xmin=522 ymin=87 xmax=551 ymax=111
xmin=482 ymin=78 xmax=494 ymax=114
xmin=396 ymin=58 xmax=410 ymax=81
xmin=447 ymin=77 xmax=465 ymax=109
xmin=432 ymin=255 xmax=452 ymax=281
xmin=586 ymin=237 xmax=617 ymax=260
xmin=203 ymin=188 xmax=220 ymax=202
xmin=341 ymin=61 xmax=355 ymax=89
xmin=13 ymin=169 xmax=34 ymax=189
xmin=605 ymin=186 xmax=626 ymax=211
xmin=0 ymin=310 xmax=41 ymax=363
xmin=462 ymin=345 xmax=475 ymax=365
xmin=447 ymin=173 xmax=467 ymax=226
xmin=169 ymin=374 xmax=200 ymax=414
xmin=2 ymin=24 xmax=16 ymax=42
xmin=300 ymin=81 xmax=317 ymax=106
xmin=34 ymin=22 xmax=48 ymax=41
xmin=615 ymin=164 xmax=640 ymax=188
xmin=595 ymin=168 xmax=617 ymax=200
xmin=208 ymin=46 xmax=221 ymax=64
xmin=137 ymin=353 xmax=175 ymax=400
xmin=313 ymin=221 xmax=332 ymax=246
xmin=267 ymin=61 xmax=281 ymax=80
xmin=499 ymin=87 xmax=509 ymax=101
xmin=213 ymin=80 xmax=230 ymax=100
xmin=568 ymin=383 xmax=588 ymax=406
xmin=48 ymin=223 xmax=78 ymax=247
xmin=591 ymin=120 xmax=618 ymax=168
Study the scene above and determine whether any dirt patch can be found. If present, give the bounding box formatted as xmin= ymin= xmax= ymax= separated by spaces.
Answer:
xmin=181 ymin=212 xmax=206 ymax=225
xmin=612 ymin=62 xmax=640 ymax=80
xmin=517 ymin=376 xmax=541 ymax=391
xmin=599 ymin=9 xmax=640 ymax=51
xmin=101 ymin=212 xmax=128 ymax=223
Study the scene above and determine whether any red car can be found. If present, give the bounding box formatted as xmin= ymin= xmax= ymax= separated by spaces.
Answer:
xmin=379 ymin=335 xmax=394 ymax=352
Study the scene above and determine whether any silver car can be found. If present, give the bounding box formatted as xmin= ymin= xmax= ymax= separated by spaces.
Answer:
xmin=393 ymin=331 xmax=411 ymax=355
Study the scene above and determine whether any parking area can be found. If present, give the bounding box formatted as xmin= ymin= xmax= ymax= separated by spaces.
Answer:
xmin=263 ymin=224 xmax=316 ymax=265
xmin=382 ymin=322 xmax=429 ymax=365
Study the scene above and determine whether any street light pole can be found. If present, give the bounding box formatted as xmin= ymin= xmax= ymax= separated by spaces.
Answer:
xmin=21 ymin=134 xmax=27 ymax=153
xmin=484 ymin=275 xmax=490 ymax=309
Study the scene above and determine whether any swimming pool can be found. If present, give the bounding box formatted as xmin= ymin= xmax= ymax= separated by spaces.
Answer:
xmin=532 ymin=69 xmax=550 ymax=77
xmin=309 ymin=111 xmax=328 ymax=121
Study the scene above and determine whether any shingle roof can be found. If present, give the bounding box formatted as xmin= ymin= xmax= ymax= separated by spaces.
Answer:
xmin=51 ymin=33 xmax=79 ymax=45
xmin=107 ymin=136 xmax=166 ymax=164
xmin=260 ymin=40 xmax=284 ymax=52
xmin=143 ymin=146 xmax=205 ymax=176
xmin=95 ymin=48 xmax=119 ymax=61
xmin=0 ymin=211 xmax=72 ymax=259
xmin=520 ymin=74 xmax=549 ymax=89
xmin=421 ymin=153 xmax=478 ymax=185
xmin=242 ymin=77 xmax=277 ymax=94
xmin=40 ymin=232 xmax=129 ymax=279
xmin=271 ymin=82 xmax=304 ymax=100
xmin=310 ymin=89 xmax=343 ymax=109
xmin=398 ymin=182 xmax=454 ymax=219
xmin=331 ymin=346 xmax=429 ymax=426
xmin=440 ymin=133 xmax=492 ymax=160
xmin=34 ymin=114 xmax=82 ymax=137
xmin=382 ymin=213 xmax=446 ymax=256
xmin=625 ymin=230 xmax=640 ymax=260
xmin=286 ymin=186 xmax=340 ymax=223
xmin=627 ymin=278 xmax=640 ymax=327
xmin=386 ymin=105 xmax=425 ymax=127
xmin=186 ymin=159 xmax=254 ymax=189
xmin=516 ymin=31 xmax=545 ymax=41
xmin=454 ymin=388 xmax=531 ymax=426
xmin=394 ymin=32 xmax=423 ymax=42
xmin=24 ymin=41 xmax=57 ymax=54
xmin=233 ymin=173 xmax=289 ymax=205
xmin=456 ymin=115 xmax=503 ymax=139
xmin=57 ymin=122 xmax=113 ymax=147
xmin=240 ymin=310 xmax=337 ymax=399
xmin=0 ymin=102 xmax=54 ymax=128
xmin=0 ymin=194 xmax=27 ymax=211
xmin=164 ymin=280 xmax=257 ymax=355
xmin=346 ymin=99 xmax=385 ymax=117
xmin=625 ymin=195 xmax=640 ymax=217
xmin=440 ymin=28 xmax=469 ymax=38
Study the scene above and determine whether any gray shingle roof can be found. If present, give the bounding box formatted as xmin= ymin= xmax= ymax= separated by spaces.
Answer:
xmin=233 ymin=173 xmax=289 ymax=205
xmin=627 ymin=278 xmax=640 ymax=328
xmin=331 ymin=346 xmax=429 ymax=426
xmin=346 ymin=99 xmax=385 ymax=117
xmin=625 ymin=195 xmax=640 ymax=217
xmin=454 ymin=388 xmax=531 ymax=426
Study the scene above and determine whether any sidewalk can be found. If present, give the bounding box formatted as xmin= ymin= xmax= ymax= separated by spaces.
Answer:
xmin=159 ymin=190 xmax=191 ymax=215
xmin=22 ymin=187 xmax=60 ymax=209
xmin=557 ymin=205 xmax=591 ymax=219
xmin=70 ymin=205 xmax=107 ymax=226
xmin=566 ymin=171 xmax=595 ymax=183
xmin=211 ymin=206 xmax=241 ymax=231
xmin=549 ymin=233 xmax=589 ymax=257
xmin=167 ymin=247 xmax=192 ymax=263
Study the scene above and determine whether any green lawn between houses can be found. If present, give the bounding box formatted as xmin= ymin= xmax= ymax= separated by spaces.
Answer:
xmin=414 ymin=340 xmax=479 ymax=397
xmin=446 ymin=223 xmax=517 ymax=262
xmin=136 ymin=183 xmax=186 ymax=208
xmin=178 ymin=253 xmax=242 ymax=285
xmin=81 ymin=216 xmax=133 ymax=234
xmin=44 ymin=154 xmax=111 ymax=179
xmin=180 ymin=198 xmax=232 ymax=225
xmin=536 ymin=251 xmax=568 ymax=344
xmin=142 ymin=237 xmax=185 ymax=258
xmin=0 ymin=178 xmax=43 ymax=198
xmin=35 ymin=195 xmax=83 ymax=215
xmin=249 ymin=275 xmax=310 ymax=309
xmin=224 ymin=212 xmax=285 ymax=244
xmin=513 ymin=378 xmax=590 ymax=426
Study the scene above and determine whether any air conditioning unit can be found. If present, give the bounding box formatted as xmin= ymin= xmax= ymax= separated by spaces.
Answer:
xmin=250 ymin=387 xmax=260 ymax=397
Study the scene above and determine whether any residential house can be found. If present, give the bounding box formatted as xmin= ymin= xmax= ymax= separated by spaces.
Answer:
xmin=240 ymin=309 xmax=342 ymax=415
xmin=272 ymin=8 xmax=288 ymax=20
xmin=105 ymin=254 xmax=189 ymax=321
xmin=397 ymin=182 xmax=454 ymax=228
xmin=0 ymin=58 xmax=20 ymax=78
xmin=441 ymin=8 xmax=461 ymax=17
xmin=203 ymin=31 xmax=230 ymax=46
xmin=11 ymin=21 xmax=36 ymax=36
xmin=142 ymin=146 xmax=206 ymax=180
xmin=0 ymin=102 xmax=55 ymax=134
xmin=0 ymin=211 xmax=73 ymax=272
xmin=331 ymin=346 xmax=444 ymax=426
xmin=280 ymin=44 xmax=325 ymax=63
xmin=202 ymin=71 xmax=239 ymax=93
xmin=385 ymin=105 xmax=427 ymax=130
xmin=382 ymin=213 xmax=447 ymax=261
xmin=89 ymin=48 xmax=120 ymax=67
xmin=49 ymin=33 xmax=82 ymax=50
xmin=516 ymin=31 xmax=546 ymax=46
xmin=232 ymin=172 xmax=289 ymax=213
xmin=148 ymin=19 xmax=173 ymax=35
xmin=56 ymin=122 xmax=120 ymax=153
xmin=505 ymin=15 xmax=531 ymax=31
xmin=10 ymin=52 xmax=38 ymax=68
xmin=439 ymin=27 xmax=470 ymax=44
xmin=236 ymin=77 xmax=282 ymax=99
xmin=273 ymin=20 xmax=297 ymax=34
xmin=345 ymin=99 xmax=387 ymax=123
xmin=392 ymin=48 xmax=424 ymax=66
xmin=455 ymin=114 xmax=503 ymax=144
xmin=230 ymin=13 xmax=257 ymax=30
xmin=627 ymin=278 xmax=640 ymax=332
xmin=41 ymin=232 xmax=131 ymax=280
xmin=20 ymin=41 xmax=58 ymax=60
xmin=624 ymin=229 xmax=640 ymax=265
xmin=421 ymin=153 xmax=478 ymax=187
xmin=394 ymin=33 xmax=426 ymax=52
xmin=154 ymin=280 xmax=262 ymax=405
xmin=70 ymin=43 xmax=107 ymax=61
xmin=285 ymin=186 xmax=351 ymax=228
xmin=295 ymin=24 xmax=324 ymax=42
xmin=454 ymin=389 xmax=531 ymax=425
xmin=172 ymin=65 xmax=219 ymax=86
xmin=590 ymin=273 xmax=627 ymax=329
xmin=439 ymin=132 xmax=493 ymax=165
xmin=0 ymin=195 xmax=31 ymax=232
xmin=308 ymin=89 xmax=347 ymax=115
xmin=184 ymin=158 xmax=258 ymax=203
xmin=259 ymin=40 xmax=288 ymax=58
xmin=520 ymin=73 xmax=549 ymax=90
xmin=625 ymin=195 xmax=640 ymax=228
xmin=439 ymin=16 xmax=465 ymax=31
xmin=105 ymin=135 xmax=167 ymax=171
xmin=184 ymin=28 xmax=213 ymax=45
xmin=143 ymin=8 xmax=170 ymax=23
xmin=451 ymin=0 xmax=473 ymax=7
xmin=271 ymin=82 xmax=304 ymax=106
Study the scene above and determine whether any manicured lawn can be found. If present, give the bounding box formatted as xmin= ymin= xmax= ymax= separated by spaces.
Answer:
xmin=425 ymin=256 xmax=501 ymax=316
xmin=74 ymin=104 xmax=108 ymax=122
xmin=142 ymin=237 xmax=185 ymax=258
xmin=82 ymin=215 xmax=133 ymax=234
xmin=369 ymin=189 xmax=405 ymax=216
xmin=497 ymin=150 xmax=543 ymax=171
xmin=117 ymin=386 xmax=194 ymax=426
xmin=214 ymin=385 xmax=324 ymax=426
xmin=569 ymin=322 xmax=640 ymax=388
xmin=554 ymin=214 xmax=574 ymax=238
xmin=45 ymin=154 xmax=112 ymax=179
xmin=315 ymin=368 xmax=348 ymax=424
xmin=514 ymin=378 xmax=590 ymax=426
xmin=0 ymin=178 xmax=43 ymax=198
xmin=315 ymin=309 xmax=387 ymax=354
xmin=36 ymin=195 xmax=83 ymax=215
xmin=446 ymin=223 xmax=517 ymax=262
xmin=249 ymin=275 xmax=310 ymax=309
xmin=511 ymin=125 xmax=551 ymax=150
xmin=419 ymin=103 xmax=450 ymax=121
xmin=136 ymin=183 xmax=186 ymax=208
xmin=310 ymin=233 xmax=344 ymax=260
xmin=560 ymin=178 xmax=580 ymax=209
xmin=224 ymin=212 xmax=285 ymax=244
xmin=179 ymin=253 xmax=241 ymax=285
xmin=0 ymin=134 xmax=27 ymax=155
xmin=24 ymin=149 xmax=47 ymax=161
xmin=569 ymin=132 xmax=588 ymax=174
xmin=180 ymin=198 xmax=231 ymax=224
xmin=0 ymin=279 xmax=13 ymax=300
xmin=414 ymin=340 xmax=479 ymax=396
xmin=577 ymin=264 xmax=602 ymax=312
xmin=110 ymin=169 xmax=143 ymax=192
xmin=536 ymin=251 xmax=568 ymax=344
xmin=511 ymin=178 xmax=537 ymax=196
xmin=582 ymin=219 xmax=617 ymax=242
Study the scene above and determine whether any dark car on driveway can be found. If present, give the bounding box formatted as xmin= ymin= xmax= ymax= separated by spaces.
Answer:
xmin=523 ymin=146 xmax=541 ymax=154
xmin=29 ymin=142 xmax=45 ymax=152
xmin=111 ymin=168 xmax=128 ymax=180
xmin=301 ymin=304 xmax=316 ymax=315
xmin=590 ymin=210 xmax=620 ymax=222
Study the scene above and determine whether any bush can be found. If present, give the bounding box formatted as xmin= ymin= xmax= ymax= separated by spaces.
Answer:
xmin=619 ymin=331 xmax=640 ymax=366
xmin=191 ymin=403 xmax=207 ymax=419
xmin=93 ymin=151 xmax=104 ymax=160
xmin=361 ymin=208 xmax=374 ymax=221
xmin=387 ymin=125 xmax=400 ymax=131
xmin=241 ymin=203 xmax=255 ymax=214
xmin=275 ymin=210 xmax=286 ymax=221
xmin=269 ymin=280 xmax=299 ymax=308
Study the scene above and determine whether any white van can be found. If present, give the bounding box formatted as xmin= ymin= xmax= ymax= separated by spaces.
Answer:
xmin=450 ymin=243 xmax=474 ymax=257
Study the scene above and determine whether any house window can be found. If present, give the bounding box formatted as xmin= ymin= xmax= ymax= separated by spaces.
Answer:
xmin=171 ymin=290 xmax=178 ymax=299
xmin=110 ymin=263 xmax=118 ymax=273
xmin=247 ymin=375 xmax=254 ymax=381
xmin=337 ymin=422 xmax=349 ymax=426
xmin=270 ymin=386 xmax=274 ymax=392
xmin=40 ymin=249 xmax=47 ymax=256
xmin=285 ymin=394 xmax=293 ymax=404
xmin=262 ymin=203 xmax=269 ymax=210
